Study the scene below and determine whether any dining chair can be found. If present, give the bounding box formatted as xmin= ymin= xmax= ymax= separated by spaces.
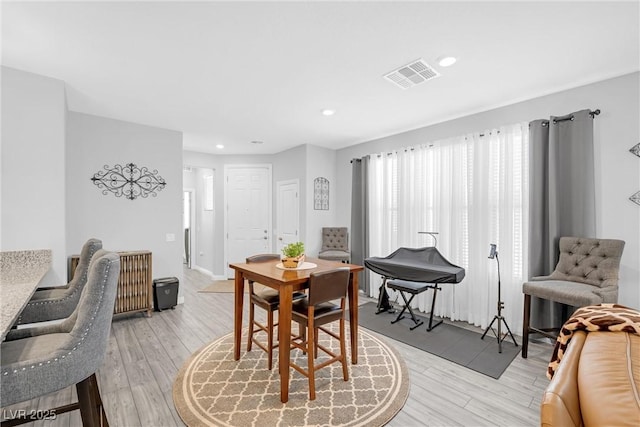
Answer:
xmin=16 ymin=238 xmax=102 ymax=326
xmin=1 ymin=250 xmax=120 ymax=426
xmin=522 ymin=236 xmax=625 ymax=357
xmin=318 ymin=227 xmax=350 ymax=263
xmin=289 ymin=267 xmax=351 ymax=400
xmin=245 ymin=254 xmax=305 ymax=370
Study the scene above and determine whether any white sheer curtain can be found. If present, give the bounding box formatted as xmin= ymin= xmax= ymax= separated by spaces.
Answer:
xmin=368 ymin=122 xmax=529 ymax=332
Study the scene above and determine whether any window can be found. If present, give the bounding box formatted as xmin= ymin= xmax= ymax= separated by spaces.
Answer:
xmin=204 ymin=175 xmax=214 ymax=211
xmin=367 ymin=123 xmax=529 ymax=331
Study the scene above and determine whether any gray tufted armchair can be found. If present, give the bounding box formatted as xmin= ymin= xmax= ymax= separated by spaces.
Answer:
xmin=521 ymin=236 xmax=625 ymax=357
xmin=16 ymin=238 xmax=102 ymax=325
xmin=318 ymin=227 xmax=350 ymax=263
xmin=1 ymin=249 xmax=120 ymax=426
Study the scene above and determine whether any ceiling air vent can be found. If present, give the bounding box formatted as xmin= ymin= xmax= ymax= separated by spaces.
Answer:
xmin=384 ymin=59 xmax=440 ymax=89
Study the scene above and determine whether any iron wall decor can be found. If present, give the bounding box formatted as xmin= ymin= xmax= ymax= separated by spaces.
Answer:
xmin=91 ymin=163 xmax=166 ymax=200
xmin=314 ymin=177 xmax=329 ymax=210
xmin=631 ymin=142 xmax=640 ymax=206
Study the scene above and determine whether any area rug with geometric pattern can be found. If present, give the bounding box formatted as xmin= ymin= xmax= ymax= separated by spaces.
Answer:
xmin=172 ymin=324 xmax=409 ymax=426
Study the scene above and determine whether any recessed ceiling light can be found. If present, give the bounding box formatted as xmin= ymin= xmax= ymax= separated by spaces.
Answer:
xmin=216 ymin=144 xmax=224 ymax=149
xmin=437 ymin=56 xmax=457 ymax=67
xmin=321 ymin=109 xmax=335 ymax=116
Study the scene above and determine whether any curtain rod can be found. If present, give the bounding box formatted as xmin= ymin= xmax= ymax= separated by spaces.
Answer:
xmin=478 ymin=130 xmax=500 ymax=137
xmin=350 ymin=156 xmax=370 ymax=163
xmin=552 ymin=109 xmax=601 ymax=124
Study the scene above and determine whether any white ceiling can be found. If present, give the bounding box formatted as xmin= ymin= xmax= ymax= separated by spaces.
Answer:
xmin=2 ymin=1 xmax=639 ymax=155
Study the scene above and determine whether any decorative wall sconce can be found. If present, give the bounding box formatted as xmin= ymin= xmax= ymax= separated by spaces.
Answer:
xmin=91 ymin=163 xmax=166 ymax=200
xmin=631 ymin=142 xmax=640 ymax=206
xmin=314 ymin=177 xmax=329 ymax=210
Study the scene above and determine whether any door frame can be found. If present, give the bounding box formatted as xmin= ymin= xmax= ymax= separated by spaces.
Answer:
xmin=276 ymin=179 xmax=300 ymax=254
xmin=183 ymin=187 xmax=196 ymax=269
xmin=223 ymin=164 xmax=273 ymax=276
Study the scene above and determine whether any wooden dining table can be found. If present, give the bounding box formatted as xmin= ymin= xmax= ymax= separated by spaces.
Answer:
xmin=0 ymin=249 xmax=52 ymax=341
xmin=229 ymin=257 xmax=364 ymax=403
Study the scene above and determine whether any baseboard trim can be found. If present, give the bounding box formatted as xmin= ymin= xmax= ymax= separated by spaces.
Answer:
xmin=189 ymin=266 xmax=226 ymax=281
xmin=192 ymin=265 xmax=214 ymax=278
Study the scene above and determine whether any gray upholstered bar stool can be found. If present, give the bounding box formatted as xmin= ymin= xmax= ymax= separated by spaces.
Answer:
xmin=16 ymin=238 xmax=102 ymax=326
xmin=318 ymin=227 xmax=350 ymax=263
xmin=1 ymin=250 xmax=120 ymax=426
xmin=522 ymin=237 xmax=625 ymax=358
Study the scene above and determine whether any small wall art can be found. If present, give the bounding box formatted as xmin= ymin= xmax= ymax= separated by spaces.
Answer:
xmin=314 ymin=177 xmax=329 ymax=210
xmin=91 ymin=162 xmax=166 ymax=200
xmin=630 ymin=142 xmax=640 ymax=206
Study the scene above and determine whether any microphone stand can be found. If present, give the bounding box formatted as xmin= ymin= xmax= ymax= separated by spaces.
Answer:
xmin=481 ymin=250 xmax=518 ymax=353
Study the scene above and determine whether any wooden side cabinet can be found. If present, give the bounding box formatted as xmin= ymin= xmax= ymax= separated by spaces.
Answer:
xmin=70 ymin=250 xmax=153 ymax=317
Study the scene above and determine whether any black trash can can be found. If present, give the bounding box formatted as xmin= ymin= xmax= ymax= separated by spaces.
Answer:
xmin=153 ymin=277 xmax=179 ymax=311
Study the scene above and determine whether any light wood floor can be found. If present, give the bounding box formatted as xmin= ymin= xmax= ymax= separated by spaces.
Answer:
xmin=4 ymin=267 xmax=553 ymax=427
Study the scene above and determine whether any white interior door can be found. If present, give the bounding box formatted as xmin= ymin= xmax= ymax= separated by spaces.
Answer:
xmin=276 ymin=179 xmax=299 ymax=254
xmin=224 ymin=165 xmax=272 ymax=278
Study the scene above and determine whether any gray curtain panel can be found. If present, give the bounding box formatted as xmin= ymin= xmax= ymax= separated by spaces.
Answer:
xmin=350 ymin=156 xmax=370 ymax=293
xmin=528 ymin=109 xmax=596 ymax=327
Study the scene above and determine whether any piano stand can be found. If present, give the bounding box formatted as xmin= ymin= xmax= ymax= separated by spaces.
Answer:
xmin=387 ymin=279 xmax=443 ymax=331
xmin=376 ymin=279 xmax=395 ymax=314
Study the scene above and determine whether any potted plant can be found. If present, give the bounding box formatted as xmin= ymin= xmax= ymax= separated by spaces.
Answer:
xmin=281 ymin=241 xmax=305 ymax=268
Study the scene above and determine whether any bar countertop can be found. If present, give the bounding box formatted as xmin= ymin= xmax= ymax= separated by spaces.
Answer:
xmin=0 ymin=249 xmax=52 ymax=340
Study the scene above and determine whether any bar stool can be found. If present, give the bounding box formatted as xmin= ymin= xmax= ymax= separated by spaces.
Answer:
xmin=245 ymin=254 xmax=305 ymax=370
xmin=290 ymin=267 xmax=350 ymax=400
xmin=1 ymin=250 xmax=120 ymax=426
xmin=16 ymin=238 xmax=102 ymax=326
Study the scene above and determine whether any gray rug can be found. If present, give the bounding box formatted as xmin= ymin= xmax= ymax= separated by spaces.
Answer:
xmin=357 ymin=302 xmax=519 ymax=379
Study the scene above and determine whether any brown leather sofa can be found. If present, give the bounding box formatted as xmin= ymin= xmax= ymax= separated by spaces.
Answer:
xmin=541 ymin=330 xmax=640 ymax=426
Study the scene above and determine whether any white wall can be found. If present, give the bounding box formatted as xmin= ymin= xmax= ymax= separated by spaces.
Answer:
xmin=336 ymin=72 xmax=640 ymax=310
xmin=273 ymin=145 xmax=307 ymax=248
xmin=183 ymin=145 xmax=342 ymax=276
xmin=304 ymin=145 xmax=338 ymax=255
xmin=183 ymin=150 xmax=275 ymax=276
xmin=193 ymin=167 xmax=215 ymax=274
xmin=1 ymin=67 xmax=67 ymax=286
xmin=66 ymin=112 xmax=184 ymax=297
